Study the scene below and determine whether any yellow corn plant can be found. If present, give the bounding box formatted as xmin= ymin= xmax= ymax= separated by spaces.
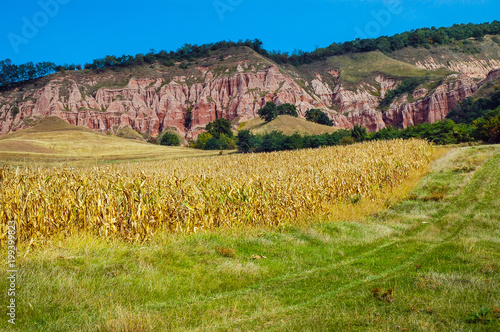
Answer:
xmin=0 ymin=139 xmax=433 ymax=244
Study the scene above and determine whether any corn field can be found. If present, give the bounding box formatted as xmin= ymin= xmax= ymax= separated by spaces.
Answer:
xmin=0 ymin=139 xmax=433 ymax=244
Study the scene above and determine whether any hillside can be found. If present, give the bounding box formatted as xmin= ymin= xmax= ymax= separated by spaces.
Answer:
xmin=242 ymin=115 xmax=338 ymax=135
xmin=1 ymin=35 xmax=500 ymax=139
xmin=0 ymin=117 xmax=219 ymax=165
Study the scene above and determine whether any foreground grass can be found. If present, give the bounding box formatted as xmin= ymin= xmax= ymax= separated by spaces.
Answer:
xmin=1 ymin=145 xmax=499 ymax=331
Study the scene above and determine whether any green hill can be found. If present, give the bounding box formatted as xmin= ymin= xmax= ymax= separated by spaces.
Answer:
xmin=241 ymin=115 xmax=339 ymax=136
xmin=0 ymin=117 xmax=219 ymax=165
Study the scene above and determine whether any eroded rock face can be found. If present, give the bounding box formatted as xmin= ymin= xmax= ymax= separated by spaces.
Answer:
xmin=383 ymin=75 xmax=479 ymax=128
xmin=415 ymin=57 xmax=500 ymax=79
xmin=0 ymin=62 xmax=496 ymax=137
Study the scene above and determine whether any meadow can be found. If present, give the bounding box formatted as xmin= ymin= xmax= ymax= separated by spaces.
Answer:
xmin=1 ymin=141 xmax=499 ymax=331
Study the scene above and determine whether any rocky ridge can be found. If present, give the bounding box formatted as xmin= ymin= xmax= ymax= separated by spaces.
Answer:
xmin=0 ymin=48 xmax=498 ymax=138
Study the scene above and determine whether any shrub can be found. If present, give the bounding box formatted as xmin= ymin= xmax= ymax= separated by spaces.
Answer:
xmin=236 ymin=130 xmax=255 ymax=153
xmin=339 ymin=136 xmax=355 ymax=145
xmin=305 ymin=109 xmax=333 ymax=126
xmin=193 ymin=132 xmax=213 ymax=149
xmin=159 ymin=132 xmax=180 ymax=146
xmin=204 ymin=137 xmax=221 ymax=150
xmin=10 ymin=106 xmax=19 ymax=117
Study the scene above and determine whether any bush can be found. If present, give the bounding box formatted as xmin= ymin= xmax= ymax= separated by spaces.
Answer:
xmin=10 ymin=106 xmax=19 ymax=117
xmin=204 ymin=137 xmax=221 ymax=150
xmin=159 ymin=132 xmax=180 ymax=146
xmin=305 ymin=109 xmax=333 ymax=126
xmin=351 ymin=125 xmax=368 ymax=142
xmin=339 ymin=136 xmax=355 ymax=145
xmin=236 ymin=130 xmax=255 ymax=153
xmin=193 ymin=132 xmax=213 ymax=149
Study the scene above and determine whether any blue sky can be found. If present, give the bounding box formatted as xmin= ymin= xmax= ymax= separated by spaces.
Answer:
xmin=1 ymin=0 xmax=499 ymax=65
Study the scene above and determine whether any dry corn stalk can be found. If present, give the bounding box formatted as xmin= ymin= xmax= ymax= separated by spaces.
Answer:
xmin=0 ymin=139 xmax=433 ymax=244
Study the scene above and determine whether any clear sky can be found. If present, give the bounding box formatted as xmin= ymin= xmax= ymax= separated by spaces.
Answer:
xmin=1 ymin=0 xmax=499 ymax=66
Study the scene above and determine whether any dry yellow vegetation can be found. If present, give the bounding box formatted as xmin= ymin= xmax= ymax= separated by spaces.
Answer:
xmin=0 ymin=139 xmax=434 ymax=244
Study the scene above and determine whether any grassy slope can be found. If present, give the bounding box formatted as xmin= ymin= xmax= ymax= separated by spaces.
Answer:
xmin=241 ymin=115 xmax=339 ymax=135
xmin=390 ymin=35 xmax=500 ymax=69
xmin=0 ymin=117 xmax=219 ymax=166
xmin=286 ymin=51 xmax=453 ymax=94
xmin=1 ymin=145 xmax=498 ymax=331
xmin=474 ymin=77 xmax=500 ymax=99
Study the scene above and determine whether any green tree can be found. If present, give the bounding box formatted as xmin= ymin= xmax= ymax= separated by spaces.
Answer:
xmin=258 ymin=102 xmax=279 ymax=122
xmin=351 ymin=125 xmax=368 ymax=142
xmin=236 ymin=130 xmax=255 ymax=153
xmin=204 ymin=137 xmax=221 ymax=150
xmin=305 ymin=109 xmax=333 ymax=126
xmin=159 ymin=132 xmax=180 ymax=146
xmin=205 ymin=118 xmax=233 ymax=139
xmin=193 ymin=132 xmax=213 ymax=149
xmin=277 ymin=103 xmax=298 ymax=117
xmin=219 ymin=133 xmax=236 ymax=150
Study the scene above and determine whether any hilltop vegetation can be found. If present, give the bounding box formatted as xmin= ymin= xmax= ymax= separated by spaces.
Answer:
xmin=1 ymin=21 xmax=499 ymax=89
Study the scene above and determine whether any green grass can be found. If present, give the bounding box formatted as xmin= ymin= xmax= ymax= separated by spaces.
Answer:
xmin=1 ymin=144 xmax=499 ymax=331
xmin=242 ymin=115 xmax=338 ymax=135
xmin=115 ymin=127 xmax=146 ymax=142
xmin=288 ymin=51 xmax=452 ymax=92
xmin=390 ymin=35 xmax=500 ymax=71
xmin=0 ymin=117 xmax=220 ymax=166
xmin=474 ymin=78 xmax=500 ymax=99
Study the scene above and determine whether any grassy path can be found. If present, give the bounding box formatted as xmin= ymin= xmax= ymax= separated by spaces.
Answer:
xmin=1 ymin=145 xmax=499 ymax=331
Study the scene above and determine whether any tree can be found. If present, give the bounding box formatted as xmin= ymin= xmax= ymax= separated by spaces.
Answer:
xmin=204 ymin=137 xmax=221 ymax=150
xmin=305 ymin=109 xmax=333 ymax=126
xmin=351 ymin=125 xmax=368 ymax=142
xmin=236 ymin=130 xmax=255 ymax=153
xmin=218 ymin=133 xmax=236 ymax=150
xmin=277 ymin=103 xmax=298 ymax=117
xmin=193 ymin=132 xmax=213 ymax=149
xmin=258 ymin=102 xmax=278 ymax=122
xmin=159 ymin=132 xmax=180 ymax=146
xmin=205 ymin=118 xmax=233 ymax=139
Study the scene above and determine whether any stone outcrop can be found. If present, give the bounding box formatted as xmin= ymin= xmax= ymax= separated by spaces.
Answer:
xmin=383 ymin=75 xmax=478 ymax=127
xmin=415 ymin=57 xmax=500 ymax=79
xmin=0 ymin=57 xmax=497 ymax=138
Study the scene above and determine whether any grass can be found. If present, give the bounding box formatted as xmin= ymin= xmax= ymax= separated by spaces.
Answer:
xmin=0 ymin=117 xmax=220 ymax=166
xmin=389 ymin=36 xmax=500 ymax=72
xmin=289 ymin=51 xmax=452 ymax=92
xmin=473 ymin=77 xmax=500 ymax=99
xmin=1 ymin=144 xmax=499 ymax=331
xmin=241 ymin=115 xmax=338 ymax=135
xmin=115 ymin=127 xmax=146 ymax=142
